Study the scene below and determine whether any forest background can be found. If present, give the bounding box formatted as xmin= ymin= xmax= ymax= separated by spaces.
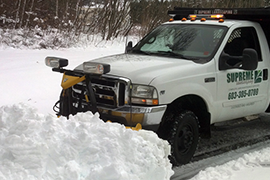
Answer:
xmin=1 ymin=0 xmax=270 ymax=49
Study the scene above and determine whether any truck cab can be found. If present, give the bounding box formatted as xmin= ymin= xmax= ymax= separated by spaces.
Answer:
xmin=45 ymin=7 xmax=270 ymax=165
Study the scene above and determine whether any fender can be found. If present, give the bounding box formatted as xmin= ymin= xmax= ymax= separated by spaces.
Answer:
xmin=161 ymin=82 xmax=215 ymax=116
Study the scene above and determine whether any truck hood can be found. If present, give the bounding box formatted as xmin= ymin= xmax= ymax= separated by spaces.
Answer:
xmin=75 ymin=53 xmax=198 ymax=85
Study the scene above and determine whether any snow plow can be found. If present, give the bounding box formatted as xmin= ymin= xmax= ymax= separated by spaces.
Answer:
xmin=45 ymin=56 xmax=143 ymax=130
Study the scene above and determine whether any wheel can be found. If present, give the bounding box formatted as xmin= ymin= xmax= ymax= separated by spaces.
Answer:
xmin=167 ymin=111 xmax=199 ymax=165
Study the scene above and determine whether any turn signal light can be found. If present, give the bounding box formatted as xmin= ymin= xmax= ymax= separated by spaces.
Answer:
xmin=131 ymin=98 xmax=159 ymax=105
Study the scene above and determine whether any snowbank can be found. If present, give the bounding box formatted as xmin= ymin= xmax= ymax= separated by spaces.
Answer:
xmin=0 ymin=104 xmax=174 ymax=180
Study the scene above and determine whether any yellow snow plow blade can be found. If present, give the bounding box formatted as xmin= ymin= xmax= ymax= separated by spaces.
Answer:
xmin=106 ymin=121 xmax=142 ymax=131
xmin=61 ymin=73 xmax=86 ymax=90
xmin=125 ymin=123 xmax=142 ymax=131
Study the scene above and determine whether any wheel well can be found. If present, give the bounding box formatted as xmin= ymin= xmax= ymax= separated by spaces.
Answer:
xmin=159 ymin=95 xmax=211 ymax=139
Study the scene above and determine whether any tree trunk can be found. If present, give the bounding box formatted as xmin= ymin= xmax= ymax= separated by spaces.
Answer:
xmin=25 ymin=0 xmax=35 ymax=28
xmin=56 ymin=0 xmax=59 ymax=17
xmin=14 ymin=0 xmax=22 ymax=29
xmin=19 ymin=0 xmax=27 ymax=28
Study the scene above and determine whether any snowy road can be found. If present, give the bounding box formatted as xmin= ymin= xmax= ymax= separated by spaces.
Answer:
xmin=172 ymin=140 xmax=270 ymax=179
xmin=172 ymin=114 xmax=270 ymax=179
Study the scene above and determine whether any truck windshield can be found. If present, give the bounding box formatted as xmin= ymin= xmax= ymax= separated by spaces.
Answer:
xmin=132 ymin=24 xmax=227 ymax=61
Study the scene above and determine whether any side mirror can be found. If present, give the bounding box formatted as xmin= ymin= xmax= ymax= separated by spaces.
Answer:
xmin=125 ymin=41 xmax=133 ymax=53
xmin=241 ymin=48 xmax=258 ymax=70
xmin=219 ymin=48 xmax=258 ymax=71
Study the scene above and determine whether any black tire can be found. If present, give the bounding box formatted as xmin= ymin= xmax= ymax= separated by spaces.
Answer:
xmin=168 ymin=111 xmax=199 ymax=165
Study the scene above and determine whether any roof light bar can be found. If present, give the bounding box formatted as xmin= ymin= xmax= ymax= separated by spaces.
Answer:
xmin=188 ymin=14 xmax=224 ymax=20
xmin=168 ymin=7 xmax=270 ymax=21
xmin=211 ymin=14 xmax=224 ymax=19
xmin=189 ymin=15 xmax=197 ymax=18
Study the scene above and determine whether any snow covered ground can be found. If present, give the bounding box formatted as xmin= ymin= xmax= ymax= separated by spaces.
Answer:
xmin=1 ymin=40 xmax=270 ymax=179
xmin=190 ymin=146 xmax=270 ymax=180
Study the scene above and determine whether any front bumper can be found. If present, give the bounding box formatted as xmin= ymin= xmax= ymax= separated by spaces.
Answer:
xmin=98 ymin=105 xmax=167 ymax=127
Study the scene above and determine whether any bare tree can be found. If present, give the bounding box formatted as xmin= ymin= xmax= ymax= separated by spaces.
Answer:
xmin=25 ymin=0 xmax=35 ymax=28
xmin=19 ymin=0 xmax=27 ymax=28
xmin=56 ymin=0 xmax=59 ymax=17
xmin=0 ymin=0 xmax=269 ymax=42
xmin=93 ymin=0 xmax=132 ymax=40
xmin=14 ymin=0 xmax=22 ymax=28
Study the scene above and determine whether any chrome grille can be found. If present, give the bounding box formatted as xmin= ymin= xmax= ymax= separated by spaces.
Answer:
xmin=72 ymin=76 xmax=129 ymax=108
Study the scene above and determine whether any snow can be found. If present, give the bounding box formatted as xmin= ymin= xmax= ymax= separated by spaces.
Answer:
xmin=1 ymin=38 xmax=270 ymax=179
xmin=190 ymin=147 xmax=270 ymax=180
xmin=0 ymin=104 xmax=173 ymax=180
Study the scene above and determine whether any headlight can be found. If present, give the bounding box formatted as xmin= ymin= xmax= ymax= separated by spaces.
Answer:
xmin=131 ymin=85 xmax=159 ymax=105
xmin=45 ymin=57 xmax=68 ymax=68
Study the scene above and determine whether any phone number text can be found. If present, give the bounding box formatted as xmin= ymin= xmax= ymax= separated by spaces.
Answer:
xmin=228 ymin=88 xmax=259 ymax=100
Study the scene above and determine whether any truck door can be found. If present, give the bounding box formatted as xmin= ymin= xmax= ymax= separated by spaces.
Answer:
xmin=217 ymin=27 xmax=268 ymax=121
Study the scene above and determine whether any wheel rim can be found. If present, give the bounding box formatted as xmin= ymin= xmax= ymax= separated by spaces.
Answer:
xmin=177 ymin=124 xmax=194 ymax=154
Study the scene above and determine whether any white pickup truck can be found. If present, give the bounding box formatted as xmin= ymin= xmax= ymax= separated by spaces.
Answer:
xmin=45 ymin=7 xmax=270 ymax=165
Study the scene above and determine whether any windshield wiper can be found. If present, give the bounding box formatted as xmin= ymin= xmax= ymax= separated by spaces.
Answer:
xmin=131 ymin=49 xmax=152 ymax=55
xmin=156 ymin=51 xmax=189 ymax=59
xmin=131 ymin=50 xmax=199 ymax=60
